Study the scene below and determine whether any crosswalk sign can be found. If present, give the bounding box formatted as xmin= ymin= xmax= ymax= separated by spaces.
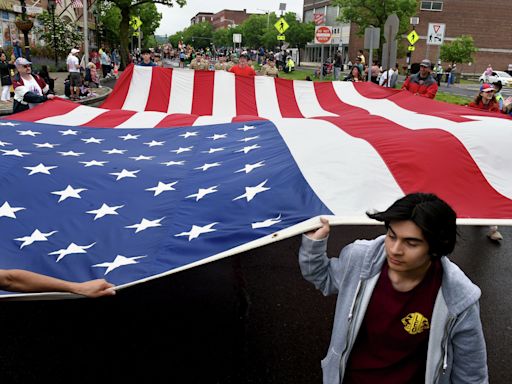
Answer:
xmin=274 ymin=18 xmax=289 ymax=34
xmin=407 ymin=30 xmax=419 ymax=45
xmin=277 ymin=35 xmax=286 ymax=41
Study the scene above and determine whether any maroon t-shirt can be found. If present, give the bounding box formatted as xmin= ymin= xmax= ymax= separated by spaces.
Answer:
xmin=343 ymin=259 xmax=443 ymax=384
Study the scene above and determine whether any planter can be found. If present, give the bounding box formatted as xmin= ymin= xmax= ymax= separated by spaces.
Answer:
xmin=15 ymin=19 xmax=34 ymax=33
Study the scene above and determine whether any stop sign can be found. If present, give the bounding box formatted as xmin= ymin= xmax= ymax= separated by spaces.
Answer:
xmin=315 ymin=26 xmax=332 ymax=44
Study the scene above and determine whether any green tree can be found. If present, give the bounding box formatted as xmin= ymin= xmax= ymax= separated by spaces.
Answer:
xmin=240 ymin=14 xmax=268 ymax=48
xmin=260 ymin=12 xmax=314 ymax=50
xmin=98 ymin=0 xmax=186 ymax=68
xmin=138 ymin=3 xmax=163 ymax=48
xmin=212 ymin=27 xmax=230 ymax=48
xmin=182 ymin=22 xmax=214 ymax=49
xmin=35 ymin=11 xmax=83 ymax=60
xmin=333 ymin=0 xmax=417 ymax=59
xmin=440 ymin=35 xmax=477 ymax=65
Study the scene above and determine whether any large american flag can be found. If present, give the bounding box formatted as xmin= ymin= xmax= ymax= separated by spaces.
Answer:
xmin=2 ymin=65 xmax=512 ymax=298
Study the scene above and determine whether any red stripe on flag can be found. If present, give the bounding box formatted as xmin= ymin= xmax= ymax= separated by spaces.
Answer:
xmin=235 ymin=75 xmax=258 ymax=116
xmin=80 ymin=110 xmax=137 ymax=128
xmin=191 ymin=71 xmax=214 ymax=116
xmin=353 ymin=82 xmax=477 ymax=123
xmin=313 ymin=82 xmax=352 ymax=114
xmin=5 ymin=98 xmax=79 ymax=122
xmin=319 ymin=113 xmax=512 ymax=219
xmin=231 ymin=115 xmax=267 ymax=123
xmin=274 ymin=78 xmax=303 ymax=118
xmin=100 ymin=64 xmax=135 ymax=110
xmin=155 ymin=114 xmax=199 ymax=128
xmin=144 ymin=67 xmax=172 ymax=112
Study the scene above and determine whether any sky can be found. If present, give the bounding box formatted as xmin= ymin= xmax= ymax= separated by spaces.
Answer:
xmin=155 ymin=0 xmax=305 ymax=37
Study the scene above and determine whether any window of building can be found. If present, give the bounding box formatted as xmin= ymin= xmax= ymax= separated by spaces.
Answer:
xmin=304 ymin=9 xmax=314 ymax=23
xmin=325 ymin=5 xmax=339 ymax=25
xmin=420 ymin=1 xmax=443 ymax=11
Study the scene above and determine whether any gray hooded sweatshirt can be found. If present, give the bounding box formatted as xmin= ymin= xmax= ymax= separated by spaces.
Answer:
xmin=299 ymin=234 xmax=488 ymax=384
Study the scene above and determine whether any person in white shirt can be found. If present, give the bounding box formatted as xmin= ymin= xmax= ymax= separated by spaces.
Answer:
xmin=66 ymin=48 xmax=81 ymax=101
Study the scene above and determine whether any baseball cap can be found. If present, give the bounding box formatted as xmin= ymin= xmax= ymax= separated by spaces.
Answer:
xmin=71 ymin=48 xmax=80 ymax=54
xmin=14 ymin=57 xmax=31 ymax=66
xmin=420 ymin=59 xmax=432 ymax=68
xmin=480 ymin=83 xmax=495 ymax=93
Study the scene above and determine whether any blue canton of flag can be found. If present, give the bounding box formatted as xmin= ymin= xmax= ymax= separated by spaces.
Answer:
xmin=0 ymin=120 xmax=332 ymax=297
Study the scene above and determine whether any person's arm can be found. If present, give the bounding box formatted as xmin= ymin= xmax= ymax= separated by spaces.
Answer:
xmin=401 ymin=76 xmax=410 ymax=90
xmin=298 ymin=218 xmax=348 ymax=296
xmin=448 ymin=302 xmax=488 ymax=383
xmin=0 ymin=269 xmax=115 ymax=298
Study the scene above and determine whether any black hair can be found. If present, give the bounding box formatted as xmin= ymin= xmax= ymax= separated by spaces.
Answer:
xmin=367 ymin=193 xmax=457 ymax=257
xmin=141 ymin=49 xmax=151 ymax=55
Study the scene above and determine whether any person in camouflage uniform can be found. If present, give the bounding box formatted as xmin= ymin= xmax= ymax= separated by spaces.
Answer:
xmin=214 ymin=54 xmax=228 ymax=71
xmin=261 ymin=57 xmax=279 ymax=78
xmin=190 ymin=52 xmax=209 ymax=70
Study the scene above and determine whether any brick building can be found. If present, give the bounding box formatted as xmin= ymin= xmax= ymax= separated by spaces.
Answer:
xmin=212 ymin=9 xmax=253 ymax=29
xmin=303 ymin=0 xmax=512 ymax=73
xmin=190 ymin=12 xmax=214 ymax=26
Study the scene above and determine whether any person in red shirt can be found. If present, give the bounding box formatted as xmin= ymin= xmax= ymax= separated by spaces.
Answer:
xmin=229 ymin=52 xmax=256 ymax=77
xmin=468 ymin=83 xmax=500 ymax=113
xmin=401 ymin=59 xmax=438 ymax=99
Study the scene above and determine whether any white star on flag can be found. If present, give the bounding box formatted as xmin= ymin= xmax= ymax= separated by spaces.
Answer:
xmin=93 ymin=255 xmax=147 ymax=275
xmin=58 ymin=150 xmax=84 ymax=157
xmin=207 ymin=134 xmax=227 ymax=140
xmin=175 ymin=222 xmax=218 ymax=241
xmin=251 ymin=214 xmax=282 ymax=229
xmin=145 ymin=181 xmax=178 ymax=196
xmin=233 ymin=179 xmax=270 ymax=202
xmin=49 ymin=242 xmax=96 ymax=262
xmin=235 ymin=161 xmax=265 ymax=174
xmin=194 ymin=162 xmax=221 ymax=171
xmin=109 ymin=169 xmax=140 ymax=181
xmin=34 ymin=142 xmax=59 ymax=148
xmin=1 ymin=148 xmax=30 ymax=157
xmin=186 ymin=186 xmax=218 ymax=201
xmin=103 ymin=148 xmax=127 ymax=155
xmin=238 ymin=125 xmax=256 ymax=132
xmin=79 ymin=160 xmax=109 ymax=167
xmin=144 ymin=140 xmax=165 ymax=147
xmin=59 ymin=129 xmax=79 ymax=136
xmin=129 ymin=155 xmax=155 ymax=161
xmin=235 ymin=144 xmax=261 ymax=154
xmin=201 ymin=147 xmax=224 ymax=154
xmin=0 ymin=140 xmax=12 ymax=146
xmin=17 ymin=130 xmax=41 ymax=136
xmin=171 ymin=146 xmax=193 ymax=154
xmin=0 ymin=122 xmax=18 ymax=126
xmin=160 ymin=160 xmax=185 ymax=166
xmin=86 ymin=203 xmax=124 ymax=220
xmin=180 ymin=131 xmax=198 ymax=138
xmin=51 ymin=185 xmax=87 ymax=202
xmin=81 ymin=137 xmax=104 ymax=144
xmin=15 ymin=229 xmax=58 ymax=249
xmin=238 ymin=136 xmax=260 ymax=142
xmin=24 ymin=163 xmax=58 ymax=175
xmin=119 ymin=134 xmax=140 ymax=141
xmin=125 ymin=217 xmax=165 ymax=233
xmin=0 ymin=201 xmax=25 ymax=219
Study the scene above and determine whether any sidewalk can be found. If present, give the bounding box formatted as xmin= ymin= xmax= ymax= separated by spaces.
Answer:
xmin=0 ymin=71 xmax=114 ymax=116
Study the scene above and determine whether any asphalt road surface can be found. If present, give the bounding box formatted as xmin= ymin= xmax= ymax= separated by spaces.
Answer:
xmin=0 ymin=225 xmax=510 ymax=383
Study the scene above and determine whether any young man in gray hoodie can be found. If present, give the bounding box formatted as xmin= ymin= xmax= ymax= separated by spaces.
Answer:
xmin=299 ymin=193 xmax=487 ymax=384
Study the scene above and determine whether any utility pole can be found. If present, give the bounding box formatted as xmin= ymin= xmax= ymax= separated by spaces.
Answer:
xmin=83 ymin=0 xmax=89 ymax=64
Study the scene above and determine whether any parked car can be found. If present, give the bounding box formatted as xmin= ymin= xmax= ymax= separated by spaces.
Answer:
xmin=479 ymin=70 xmax=512 ymax=87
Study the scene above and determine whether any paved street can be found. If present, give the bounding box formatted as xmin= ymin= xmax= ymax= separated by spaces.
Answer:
xmin=0 ymin=225 xmax=510 ymax=383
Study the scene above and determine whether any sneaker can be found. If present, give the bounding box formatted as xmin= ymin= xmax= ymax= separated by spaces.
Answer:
xmin=487 ymin=226 xmax=503 ymax=241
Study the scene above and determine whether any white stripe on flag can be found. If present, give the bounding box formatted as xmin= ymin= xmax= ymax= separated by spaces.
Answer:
xmin=332 ymin=82 xmax=512 ymax=199
xmin=167 ymin=69 xmax=194 ymax=114
xmin=36 ymin=105 xmax=108 ymax=126
xmin=254 ymin=76 xmax=282 ymax=119
xmin=272 ymin=118 xmax=404 ymax=216
xmin=122 ymin=66 xmax=153 ymax=111
xmin=115 ymin=111 xmax=168 ymax=128
xmin=193 ymin=116 xmax=233 ymax=126
xmin=212 ymin=70 xmax=236 ymax=118
xmin=293 ymin=80 xmax=337 ymax=118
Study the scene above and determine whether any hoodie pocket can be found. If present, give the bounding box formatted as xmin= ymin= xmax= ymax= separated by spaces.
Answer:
xmin=321 ymin=348 xmax=341 ymax=384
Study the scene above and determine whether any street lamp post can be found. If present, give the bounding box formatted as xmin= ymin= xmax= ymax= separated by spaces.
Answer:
xmin=47 ymin=0 xmax=58 ymax=69
xmin=257 ymin=9 xmax=270 ymax=29
xmin=16 ymin=0 xmax=33 ymax=60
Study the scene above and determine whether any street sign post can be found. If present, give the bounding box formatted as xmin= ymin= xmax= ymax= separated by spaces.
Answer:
xmin=381 ymin=13 xmax=399 ymax=73
xmin=274 ymin=18 xmax=289 ymax=35
xmin=315 ymin=26 xmax=333 ymax=80
xmin=364 ymin=27 xmax=380 ymax=82
xmin=277 ymin=35 xmax=285 ymax=41
xmin=427 ymin=23 xmax=445 ymax=45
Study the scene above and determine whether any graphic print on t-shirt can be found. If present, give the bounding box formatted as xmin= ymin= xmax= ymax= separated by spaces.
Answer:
xmin=401 ymin=312 xmax=430 ymax=335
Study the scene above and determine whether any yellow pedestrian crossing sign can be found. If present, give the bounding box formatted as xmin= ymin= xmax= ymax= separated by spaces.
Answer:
xmin=274 ymin=18 xmax=289 ymax=34
xmin=407 ymin=30 xmax=419 ymax=45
